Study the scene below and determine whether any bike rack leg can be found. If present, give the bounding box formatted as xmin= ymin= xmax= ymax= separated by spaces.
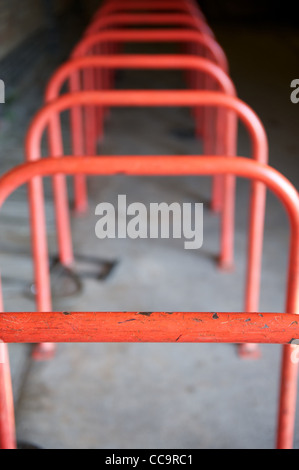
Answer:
xmin=28 ymin=177 xmax=56 ymax=361
xmin=217 ymin=110 xmax=237 ymax=271
xmin=276 ymin=344 xmax=299 ymax=448
xmin=0 ymin=343 xmax=16 ymax=449
xmin=237 ymin=180 xmax=267 ymax=359
xmin=69 ymin=71 xmax=89 ymax=215
xmin=238 ymin=342 xmax=261 ymax=359
xmin=31 ymin=342 xmax=56 ymax=361
xmin=0 ymin=282 xmax=16 ymax=449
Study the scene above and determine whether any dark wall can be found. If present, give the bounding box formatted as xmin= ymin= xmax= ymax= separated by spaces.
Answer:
xmin=196 ymin=0 xmax=295 ymax=26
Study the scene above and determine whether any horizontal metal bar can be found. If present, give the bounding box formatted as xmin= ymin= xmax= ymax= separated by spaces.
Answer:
xmin=0 ymin=312 xmax=298 ymax=344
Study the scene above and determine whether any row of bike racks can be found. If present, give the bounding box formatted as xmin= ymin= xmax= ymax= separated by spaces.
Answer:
xmin=0 ymin=0 xmax=298 ymax=450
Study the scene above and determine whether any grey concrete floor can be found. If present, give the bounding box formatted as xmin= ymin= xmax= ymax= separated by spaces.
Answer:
xmin=1 ymin=21 xmax=299 ymax=449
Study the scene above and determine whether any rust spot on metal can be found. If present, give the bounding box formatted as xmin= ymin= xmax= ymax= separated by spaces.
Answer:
xmin=62 ymin=311 xmax=71 ymax=316
xmin=138 ymin=312 xmax=153 ymax=317
xmin=118 ymin=319 xmax=136 ymax=324
xmin=212 ymin=312 xmax=219 ymax=320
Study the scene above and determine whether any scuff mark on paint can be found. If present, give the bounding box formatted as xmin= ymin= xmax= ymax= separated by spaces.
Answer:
xmin=118 ymin=319 xmax=136 ymax=324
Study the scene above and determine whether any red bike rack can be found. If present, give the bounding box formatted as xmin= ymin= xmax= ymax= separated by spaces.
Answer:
xmin=67 ymin=0 xmax=260 ymax=357
xmin=0 ymin=156 xmax=298 ymax=449
xmin=88 ymin=0 xmax=212 ymax=57
xmin=72 ymin=27 xmax=225 ymax=152
xmin=2 ymin=0 xmax=293 ymax=449
xmin=83 ymin=13 xmax=214 ymax=105
xmin=71 ymin=28 xmax=229 ymax=80
xmin=69 ymin=31 xmax=230 ymax=208
xmin=27 ymin=0 xmax=246 ymax=359
xmin=96 ymin=0 xmax=207 ymax=20
xmin=84 ymin=1 xmax=215 ymax=97
xmin=85 ymin=13 xmax=213 ymax=37
xmin=89 ymin=0 xmax=212 ymax=57
xmin=44 ymin=55 xmax=236 ymax=211
xmin=67 ymin=1 xmax=230 ymax=218
xmin=25 ymin=90 xmax=267 ymax=359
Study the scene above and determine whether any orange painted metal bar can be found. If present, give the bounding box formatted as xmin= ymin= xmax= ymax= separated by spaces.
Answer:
xmin=46 ymin=55 xmax=234 ymax=129
xmin=97 ymin=0 xmax=206 ymax=19
xmin=71 ymin=29 xmax=228 ymax=71
xmin=0 ymin=156 xmax=298 ymax=448
xmin=0 ymin=342 xmax=16 ymax=449
xmin=94 ymin=0 xmax=209 ymax=35
xmin=85 ymin=13 xmax=214 ymax=37
xmin=277 ymin=343 xmax=299 ymax=448
xmin=1 ymin=311 xmax=299 ymax=345
xmin=90 ymin=0 xmax=211 ymax=36
xmin=0 ymin=155 xmax=296 ymax=315
xmin=0 ymin=280 xmax=16 ymax=449
xmin=45 ymin=56 xmax=235 ymax=185
xmin=0 ymin=155 xmax=296 ymax=311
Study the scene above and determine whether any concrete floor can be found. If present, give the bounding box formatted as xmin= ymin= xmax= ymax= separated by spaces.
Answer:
xmin=1 ymin=20 xmax=299 ymax=449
